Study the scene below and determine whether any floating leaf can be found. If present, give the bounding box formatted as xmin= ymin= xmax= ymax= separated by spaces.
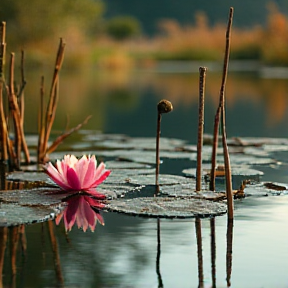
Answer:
xmin=106 ymin=197 xmax=227 ymax=218
xmin=243 ymin=181 xmax=288 ymax=197
xmin=183 ymin=164 xmax=264 ymax=178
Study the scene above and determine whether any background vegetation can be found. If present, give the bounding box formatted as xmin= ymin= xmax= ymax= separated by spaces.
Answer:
xmin=0 ymin=0 xmax=288 ymax=67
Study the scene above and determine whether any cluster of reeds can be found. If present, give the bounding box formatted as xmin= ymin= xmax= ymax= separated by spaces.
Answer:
xmin=0 ymin=22 xmax=90 ymax=171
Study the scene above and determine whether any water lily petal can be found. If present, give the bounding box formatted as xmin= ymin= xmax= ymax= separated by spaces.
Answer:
xmin=82 ymin=155 xmax=97 ymax=189
xmin=45 ymin=163 xmax=71 ymax=190
xmin=75 ymin=155 xmax=89 ymax=188
xmin=66 ymin=196 xmax=80 ymax=225
xmin=67 ymin=167 xmax=81 ymax=190
xmin=84 ymin=195 xmax=106 ymax=207
xmin=96 ymin=213 xmax=105 ymax=226
xmin=90 ymin=170 xmax=111 ymax=187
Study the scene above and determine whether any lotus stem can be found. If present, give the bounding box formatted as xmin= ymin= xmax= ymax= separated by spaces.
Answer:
xmin=155 ymin=99 xmax=173 ymax=188
xmin=196 ymin=67 xmax=207 ymax=192
xmin=210 ymin=7 xmax=234 ymax=192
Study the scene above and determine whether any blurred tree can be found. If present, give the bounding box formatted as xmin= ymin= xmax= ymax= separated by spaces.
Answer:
xmin=106 ymin=16 xmax=141 ymax=40
xmin=0 ymin=0 xmax=104 ymax=47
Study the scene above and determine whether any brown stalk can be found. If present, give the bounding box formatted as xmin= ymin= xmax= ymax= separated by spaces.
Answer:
xmin=18 ymin=50 xmax=26 ymax=127
xmin=0 ymin=22 xmax=6 ymax=81
xmin=196 ymin=67 xmax=207 ymax=192
xmin=42 ymin=39 xmax=66 ymax=160
xmin=38 ymin=76 xmax=45 ymax=163
xmin=155 ymin=99 xmax=173 ymax=189
xmin=209 ymin=7 xmax=234 ymax=192
xmin=8 ymin=53 xmax=21 ymax=168
xmin=46 ymin=115 xmax=92 ymax=155
xmin=0 ymin=83 xmax=7 ymax=162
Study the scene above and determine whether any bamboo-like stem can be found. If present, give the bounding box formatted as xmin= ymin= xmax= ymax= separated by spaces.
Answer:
xmin=210 ymin=218 xmax=216 ymax=288
xmin=18 ymin=50 xmax=26 ymax=127
xmin=47 ymin=221 xmax=64 ymax=285
xmin=0 ymin=227 xmax=7 ymax=288
xmin=226 ymin=219 xmax=234 ymax=287
xmin=195 ymin=218 xmax=204 ymax=288
xmin=196 ymin=67 xmax=207 ymax=192
xmin=8 ymin=53 xmax=21 ymax=168
xmin=0 ymin=22 xmax=6 ymax=81
xmin=38 ymin=76 xmax=45 ymax=163
xmin=0 ymin=83 xmax=8 ymax=162
xmin=210 ymin=7 xmax=234 ymax=192
xmin=222 ymin=106 xmax=234 ymax=219
xmin=42 ymin=39 xmax=66 ymax=161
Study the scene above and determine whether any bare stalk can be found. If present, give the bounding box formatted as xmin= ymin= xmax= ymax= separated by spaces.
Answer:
xmin=46 ymin=115 xmax=92 ymax=155
xmin=196 ymin=67 xmax=207 ymax=192
xmin=38 ymin=76 xmax=45 ymax=163
xmin=210 ymin=7 xmax=234 ymax=191
xmin=155 ymin=99 xmax=173 ymax=190
xmin=0 ymin=22 xmax=6 ymax=81
xmin=42 ymin=39 xmax=66 ymax=160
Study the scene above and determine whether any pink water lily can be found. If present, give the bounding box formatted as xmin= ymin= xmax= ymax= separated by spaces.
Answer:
xmin=44 ymin=155 xmax=111 ymax=195
xmin=56 ymin=195 xmax=105 ymax=232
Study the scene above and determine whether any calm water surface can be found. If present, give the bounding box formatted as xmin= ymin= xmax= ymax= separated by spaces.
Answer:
xmin=4 ymin=65 xmax=288 ymax=287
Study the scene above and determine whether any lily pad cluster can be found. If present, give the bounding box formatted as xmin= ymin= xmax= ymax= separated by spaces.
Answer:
xmin=3 ymin=132 xmax=288 ymax=227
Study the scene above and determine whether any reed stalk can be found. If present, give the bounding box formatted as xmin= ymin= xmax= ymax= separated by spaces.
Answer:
xmin=196 ymin=67 xmax=207 ymax=192
xmin=210 ymin=7 xmax=234 ymax=193
xmin=41 ymin=39 xmax=65 ymax=161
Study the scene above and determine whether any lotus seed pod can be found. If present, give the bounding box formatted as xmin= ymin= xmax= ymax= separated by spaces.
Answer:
xmin=157 ymin=99 xmax=173 ymax=114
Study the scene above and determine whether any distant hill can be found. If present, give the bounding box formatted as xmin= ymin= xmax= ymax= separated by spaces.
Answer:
xmin=103 ymin=0 xmax=288 ymax=35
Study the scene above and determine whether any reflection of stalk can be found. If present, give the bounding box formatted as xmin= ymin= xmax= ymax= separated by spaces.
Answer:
xmin=226 ymin=219 xmax=234 ymax=287
xmin=155 ymin=99 xmax=173 ymax=191
xmin=210 ymin=218 xmax=216 ymax=288
xmin=196 ymin=67 xmax=207 ymax=192
xmin=156 ymin=219 xmax=163 ymax=288
xmin=0 ymin=227 xmax=7 ymax=288
xmin=195 ymin=218 xmax=203 ymax=288
xmin=47 ymin=221 xmax=64 ymax=285
xmin=210 ymin=7 xmax=234 ymax=192
xmin=10 ymin=226 xmax=20 ymax=288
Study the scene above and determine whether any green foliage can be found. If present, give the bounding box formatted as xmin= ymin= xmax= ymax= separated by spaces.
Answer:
xmin=106 ymin=16 xmax=141 ymax=40
xmin=0 ymin=0 xmax=104 ymax=45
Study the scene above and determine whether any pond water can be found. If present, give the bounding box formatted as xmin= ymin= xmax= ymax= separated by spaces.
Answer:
xmin=3 ymin=63 xmax=288 ymax=287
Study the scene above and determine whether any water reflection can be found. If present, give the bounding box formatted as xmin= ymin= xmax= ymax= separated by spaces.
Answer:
xmin=56 ymin=194 xmax=105 ymax=232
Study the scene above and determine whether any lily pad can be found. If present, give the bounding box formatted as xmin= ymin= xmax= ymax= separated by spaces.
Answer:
xmin=182 ymin=164 xmax=264 ymax=178
xmin=243 ymin=181 xmax=288 ymax=197
xmin=0 ymin=188 xmax=68 ymax=227
xmin=106 ymin=197 xmax=227 ymax=218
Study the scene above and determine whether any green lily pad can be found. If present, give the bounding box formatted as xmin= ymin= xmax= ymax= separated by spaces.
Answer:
xmin=182 ymin=164 xmax=264 ymax=178
xmin=243 ymin=181 xmax=288 ymax=197
xmin=106 ymin=197 xmax=227 ymax=218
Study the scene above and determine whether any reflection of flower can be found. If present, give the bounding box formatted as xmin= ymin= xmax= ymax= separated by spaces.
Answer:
xmin=44 ymin=155 xmax=111 ymax=196
xmin=56 ymin=195 xmax=105 ymax=232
